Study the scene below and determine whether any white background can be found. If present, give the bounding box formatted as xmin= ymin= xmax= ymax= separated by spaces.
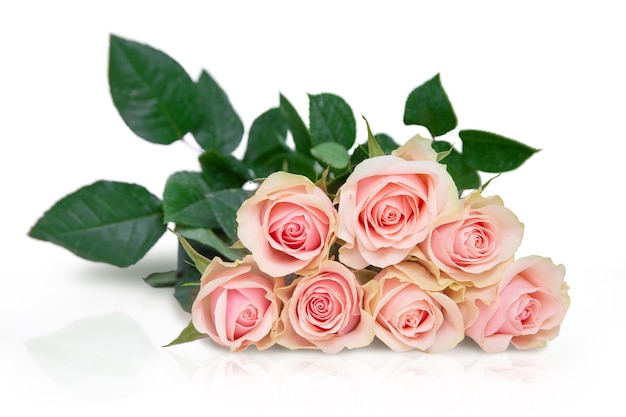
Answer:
xmin=2 ymin=1 xmax=624 ymax=415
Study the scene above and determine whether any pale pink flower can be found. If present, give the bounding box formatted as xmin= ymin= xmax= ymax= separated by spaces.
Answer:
xmin=236 ymin=171 xmax=338 ymax=277
xmin=191 ymin=256 xmax=280 ymax=352
xmin=465 ymin=255 xmax=570 ymax=352
xmin=363 ymin=261 xmax=465 ymax=352
xmin=414 ymin=191 xmax=524 ymax=287
xmin=275 ymin=260 xmax=375 ymax=353
xmin=391 ymin=134 xmax=438 ymax=162
xmin=336 ymin=155 xmax=459 ymax=269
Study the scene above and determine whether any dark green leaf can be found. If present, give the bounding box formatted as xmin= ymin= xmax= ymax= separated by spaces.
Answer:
xmin=29 ymin=180 xmax=165 ymax=267
xmin=164 ymin=171 xmax=250 ymax=241
xmin=143 ymin=270 xmax=177 ymax=288
xmin=163 ymin=171 xmax=219 ymax=228
xmin=326 ymin=170 xmax=352 ymax=195
xmin=459 ymin=129 xmax=540 ymax=173
xmin=173 ymin=267 xmax=201 ymax=314
xmin=350 ymin=143 xmax=368 ymax=166
xmin=309 ymin=93 xmax=356 ymax=149
xmin=108 ymin=34 xmax=197 ymax=144
xmin=193 ymin=70 xmax=244 ymax=153
xmin=351 ymin=133 xmax=398 ymax=166
xmin=431 ymin=140 xmax=481 ymax=192
xmin=199 ymin=150 xmax=252 ymax=190
xmin=264 ymin=151 xmax=319 ymax=181
xmin=243 ymin=107 xmax=290 ymax=174
xmin=207 ymin=188 xmax=251 ymax=243
xmin=311 ymin=142 xmax=350 ymax=169
xmin=279 ymin=93 xmax=312 ymax=155
xmin=404 ymin=73 xmax=457 ymax=137
xmin=163 ymin=320 xmax=207 ymax=347
xmin=375 ymin=133 xmax=399 ymax=154
xmin=175 ymin=226 xmax=243 ymax=261
xmin=175 ymin=233 xmax=212 ymax=273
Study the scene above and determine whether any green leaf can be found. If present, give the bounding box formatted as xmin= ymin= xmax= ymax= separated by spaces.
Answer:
xmin=364 ymin=117 xmax=385 ymax=158
xmin=108 ymin=34 xmax=197 ymax=144
xmin=163 ymin=172 xmax=250 ymax=241
xmin=243 ymin=107 xmax=290 ymax=175
xmin=175 ymin=226 xmax=243 ymax=261
xmin=431 ymin=140 xmax=481 ymax=193
xmin=173 ymin=268 xmax=201 ymax=314
xmin=279 ymin=93 xmax=312 ymax=155
xmin=311 ymin=142 xmax=350 ymax=169
xmin=163 ymin=320 xmax=207 ymax=347
xmin=309 ymin=93 xmax=356 ymax=149
xmin=163 ymin=171 xmax=219 ymax=228
xmin=375 ymin=133 xmax=399 ymax=154
xmin=404 ymin=73 xmax=457 ymax=137
xmin=175 ymin=233 xmax=212 ymax=273
xmin=265 ymin=151 xmax=319 ymax=182
xmin=143 ymin=270 xmax=178 ymax=288
xmin=193 ymin=70 xmax=244 ymax=153
xmin=205 ymin=188 xmax=251 ymax=243
xmin=459 ymin=129 xmax=540 ymax=173
xmin=29 ymin=180 xmax=165 ymax=267
xmin=199 ymin=150 xmax=252 ymax=190
xmin=351 ymin=133 xmax=399 ymax=166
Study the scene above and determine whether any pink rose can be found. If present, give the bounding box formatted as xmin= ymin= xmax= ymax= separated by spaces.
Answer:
xmin=275 ymin=260 xmax=375 ymax=353
xmin=391 ymin=134 xmax=438 ymax=162
xmin=236 ymin=171 xmax=338 ymax=277
xmin=363 ymin=261 xmax=465 ymax=352
xmin=414 ymin=191 xmax=524 ymax=287
xmin=336 ymin=154 xmax=459 ymax=269
xmin=191 ymin=255 xmax=280 ymax=352
xmin=465 ymin=255 xmax=570 ymax=352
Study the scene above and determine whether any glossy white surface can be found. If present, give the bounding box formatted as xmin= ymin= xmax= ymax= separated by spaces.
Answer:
xmin=2 ymin=1 xmax=623 ymax=415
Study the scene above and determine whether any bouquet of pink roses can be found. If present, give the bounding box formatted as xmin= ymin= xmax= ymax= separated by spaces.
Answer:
xmin=29 ymin=34 xmax=570 ymax=354
xmin=183 ymin=131 xmax=570 ymax=354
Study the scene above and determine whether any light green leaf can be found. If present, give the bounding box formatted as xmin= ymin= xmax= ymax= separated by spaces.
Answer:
xmin=29 ymin=180 xmax=165 ymax=267
xmin=311 ymin=142 xmax=350 ymax=169
xmin=143 ymin=271 xmax=178 ymax=288
xmin=364 ymin=117 xmax=385 ymax=158
xmin=163 ymin=321 xmax=207 ymax=347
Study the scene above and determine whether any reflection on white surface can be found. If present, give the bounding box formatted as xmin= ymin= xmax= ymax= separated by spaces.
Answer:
xmin=23 ymin=310 xmax=561 ymax=410
xmin=25 ymin=312 xmax=160 ymax=401
xmin=182 ymin=339 xmax=561 ymax=412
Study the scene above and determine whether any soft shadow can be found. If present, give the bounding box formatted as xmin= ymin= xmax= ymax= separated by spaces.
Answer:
xmin=25 ymin=312 xmax=160 ymax=401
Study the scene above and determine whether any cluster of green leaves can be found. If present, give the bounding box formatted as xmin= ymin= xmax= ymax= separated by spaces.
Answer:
xmin=28 ymin=34 xmax=538 ymax=312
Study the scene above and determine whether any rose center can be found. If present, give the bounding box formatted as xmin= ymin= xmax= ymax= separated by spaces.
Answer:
xmin=450 ymin=221 xmax=497 ymax=264
xmin=237 ymin=304 xmax=260 ymax=327
xmin=398 ymin=308 xmax=430 ymax=335
xmin=516 ymin=297 xmax=540 ymax=327
xmin=307 ymin=293 xmax=334 ymax=320
xmin=270 ymin=214 xmax=311 ymax=250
